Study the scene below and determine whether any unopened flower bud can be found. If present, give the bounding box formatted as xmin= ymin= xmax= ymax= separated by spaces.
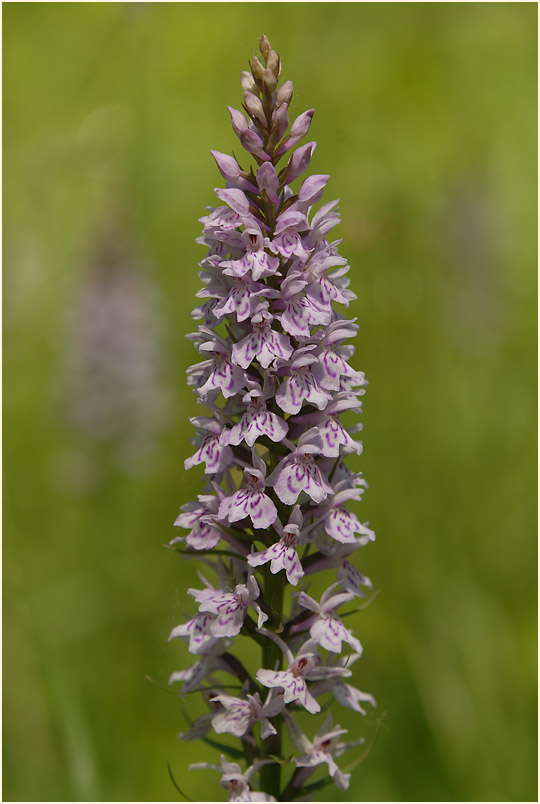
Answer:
xmin=291 ymin=108 xmax=315 ymax=139
xmin=241 ymin=70 xmax=259 ymax=95
xmin=250 ymin=56 xmax=265 ymax=83
xmin=276 ymin=80 xmax=294 ymax=108
xmin=263 ymin=67 xmax=277 ymax=94
xmin=227 ymin=106 xmax=248 ymax=137
xmin=244 ymin=91 xmax=267 ymax=127
xmin=259 ymin=34 xmax=271 ymax=61
xmin=278 ymin=109 xmax=315 ymax=154
xmin=270 ymin=103 xmax=289 ymax=144
xmin=283 ymin=141 xmax=316 ymax=184
xmin=210 ymin=150 xmax=241 ymax=181
xmin=276 ymin=109 xmax=316 ymax=156
xmin=266 ymin=49 xmax=280 ymax=77
xmin=239 ymin=129 xmax=271 ymax=161
xmin=256 ymin=162 xmax=280 ymax=204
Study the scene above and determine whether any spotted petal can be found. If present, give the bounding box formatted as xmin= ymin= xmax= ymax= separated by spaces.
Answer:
xmin=270 ymin=457 xmax=332 ymax=505
xmin=333 ymin=681 xmax=376 ymax=715
xmin=337 ymin=561 xmax=372 ymax=597
xmin=256 ymin=669 xmax=320 ymax=713
xmin=184 ymin=435 xmax=233 ymax=474
xmin=219 ymin=488 xmax=278 ymax=529
xmin=198 ymin=355 xmax=245 ymax=399
xmin=211 ymin=697 xmax=254 ymax=737
xmin=169 ymin=612 xmax=219 ymax=655
xmin=229 ymin=407 xmax=288 ymax=448
xmin=275 ymin=370 xmax=330 ymax=415
xmin=324 ymin=507 xmax=363 ymax=543
xmin=319 ymin=349 xmax=357 ymax=391
xmin=310 ymin=615 xmax=362 ymax=654
xmin=233 ymin=328 xmax=292 ymax=370
xmin=208 ymin=598 xmax=246 ymax=638
xmin=213 ymin=278 xmax=260 ymax=322
xmin=317 ymin=419 xmax=362 ymax=458
xmin=184 ymin=518 xmax=222 ymax=550
xmin=248 ymin=541 xmax=304 ymax=586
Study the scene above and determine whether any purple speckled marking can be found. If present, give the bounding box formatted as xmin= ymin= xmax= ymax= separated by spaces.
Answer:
xmin=199 ymin=354 xmax=244 ymax=399
xmin=215 ymin=279 xmax=251 ymax=321
xmin=325 ymin=508 xmax=360 ymax=543
xmin=275 ymin=231 xmax=297 ymax=257
xmin=223 ymin=483 xmax=277 ymax=529
xmin=186 ymin=520 xmax=221 ymax=550
xmin=286 ymin=301 xmax=307 ymax=331
xmin=217 ymin=208 xmax=242 ymax=230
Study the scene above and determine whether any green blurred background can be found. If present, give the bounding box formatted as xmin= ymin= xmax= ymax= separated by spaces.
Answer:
xmin=3 ymin=3 xmax=537 ymax=801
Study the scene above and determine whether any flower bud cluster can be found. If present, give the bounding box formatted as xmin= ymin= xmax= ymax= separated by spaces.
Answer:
xmin=168 ymin=35 xmax=376 ymax=801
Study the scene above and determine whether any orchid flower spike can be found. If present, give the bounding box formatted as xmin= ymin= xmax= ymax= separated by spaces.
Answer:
xmin=167 ymin=34 xmax=377 ymax=802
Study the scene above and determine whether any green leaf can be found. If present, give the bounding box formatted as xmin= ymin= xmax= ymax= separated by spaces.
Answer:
xmin=339 ymin=607 xmax=363 ymax=619
xmin=289 ymin=776 xmax=334 ymax=800
xmin=210 ymin=519 xmax=255 ymax=541
xmin=173 ymin=547 xmax=248 ymax=561
xmin=177 ymin=702 xmax=194 ymax=730
xmin=179 ymin=684 xmax=244 ymax=696
xmin=144 ymin=675 xmax=178 ymax=696
xmin=300 ymin=542 xmax=311 ymax=561
xmin=202 ymin=736 xmax=245 ymax=760
xmin=268 ymin=752 xmax=294 ymax=765
xmin=342 ymin=717 xmax=384 ymax=773
xmin=167 ymin=762 xmax=194 ymax=802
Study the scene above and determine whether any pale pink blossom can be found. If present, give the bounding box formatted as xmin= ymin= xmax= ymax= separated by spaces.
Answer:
xmin=227 ymin=388 xmax=288 ymax=447
xmin=211 ymin=690 xmax=284 ymax=739
xmin=267 ymin=436 xmax=333 ymax=505
xmin=171 ymin=493 xmax=222 ymax=550
xmin=247 ymin=506 xmax=304 ymax=585
xmin=190 ymin=754 xmax=276 ymax=801
xmin=256 ymin=634 xmax=351 ymax=714
xmin=296 ymin=583 xmax=362 ymax=653
xmin=184 ymin=417 xmax=233 ymax=474
xmin=232 ymin=307 xmax=292 ymax=370
xmin=169 ymin=611 xmax=219 ymax=655
xmin=275 ymin=347 xmax=331 ymax=415
xmin=218 ymin=452 xmax=278 ymax=530
xmin=285 ymin=711 xmax=362 ymax=791
xmin=190 ymin=574 xmax=267 ymax=637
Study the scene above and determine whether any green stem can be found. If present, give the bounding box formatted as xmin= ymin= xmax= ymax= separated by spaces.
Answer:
xmin=260 ymin=566 xmax=286 ymax=798
xmin=281 ymin=767 xmax=305 ymax=802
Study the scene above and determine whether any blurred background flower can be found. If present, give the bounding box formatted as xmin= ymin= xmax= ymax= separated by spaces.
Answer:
xmin=60 ymin=221 xmax=169 ymax=489
xmin=3 ymin=3 xmax=537 ymax=802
